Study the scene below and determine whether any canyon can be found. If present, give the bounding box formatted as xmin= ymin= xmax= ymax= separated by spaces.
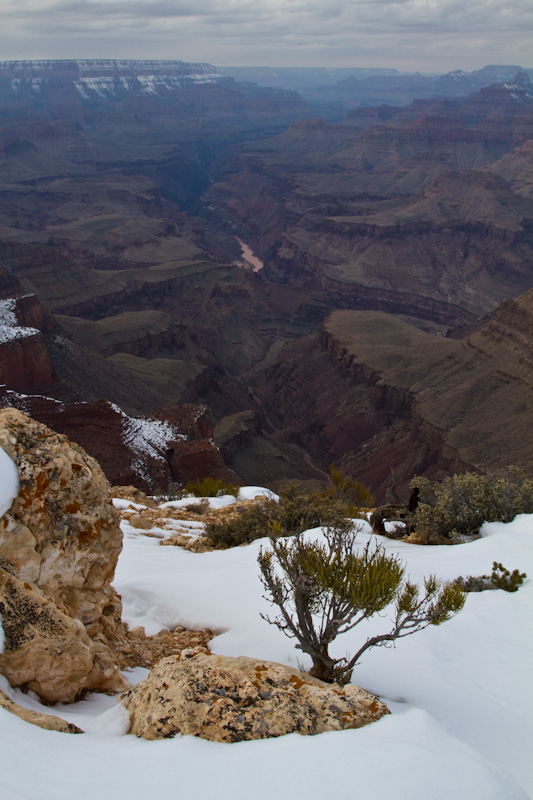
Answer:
xmin=0 ymin=60 xmax=532 ymax=497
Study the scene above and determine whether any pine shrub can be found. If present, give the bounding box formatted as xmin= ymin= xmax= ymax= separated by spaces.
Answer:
xmin=456 ymin=562 xmax=527 ymax=593
xmin=258 ymin=523 xmax=466 ymax=684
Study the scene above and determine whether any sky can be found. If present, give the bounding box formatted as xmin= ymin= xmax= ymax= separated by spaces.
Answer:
xmin=0 ymin=0 xmax=531 ymax=74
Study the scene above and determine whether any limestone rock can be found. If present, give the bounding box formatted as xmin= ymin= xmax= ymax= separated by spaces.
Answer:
xmin=121 ymin=627 xmax=212 ymax=670
xmin=120 ymin=650 xmax=389 ymax=742
xmin=0 ymin=689 xmax=83 ymax=734
xmin=0 ymin=407 xmax=128 ymax=702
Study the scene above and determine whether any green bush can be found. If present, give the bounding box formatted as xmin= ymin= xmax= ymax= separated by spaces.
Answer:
xmin=184 ymin=477 xmax=241 ymax=498
xmin=327 ymin=465 xmax=375 ymax=508
xmin=275 ymin=485 xmax=356 ymax=535
xmin=259 ymin=523 xmax=466 ymax=684
xmin=205 ymin=499 xmax=276 ymax=547
xmin=411 ymin=468 xmax=533 ymax=542
xmin=204 ymin=484 xmax=360 ymax=548
xmin=456 ymin=562 xmax=527 ymax=593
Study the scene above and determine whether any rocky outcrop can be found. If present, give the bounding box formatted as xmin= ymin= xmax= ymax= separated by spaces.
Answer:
xmin=120 ymin=649 xmax=389 ymax=742
xmin=0 ymin=394 xmax=235 ymax=493
xmin=0 ymin=292 xmax=57 ymax=393
xmin=0 ymin=409 xmax=213 ymax=702
xmin=0 ymin=408 xmax=129 ymax=702
xmin=214 ymin=410 xmax=260 ymax=462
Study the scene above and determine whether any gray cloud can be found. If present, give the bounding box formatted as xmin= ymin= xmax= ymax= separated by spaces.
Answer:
xmin=0 ymin=0 xmax=531 ymax=71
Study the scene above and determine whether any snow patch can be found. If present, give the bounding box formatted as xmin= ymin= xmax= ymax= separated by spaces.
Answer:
xmin=0 ymin=446 xmax=19 ymax=518
xmin=110 ymin=404 xmax=185 ymax=468
xmin=0 ymin=299 xmax=40 ymax=344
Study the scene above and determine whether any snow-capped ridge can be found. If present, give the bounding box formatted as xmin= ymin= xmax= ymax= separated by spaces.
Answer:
xmin=0 ymin=59 xmax=221 ymax=99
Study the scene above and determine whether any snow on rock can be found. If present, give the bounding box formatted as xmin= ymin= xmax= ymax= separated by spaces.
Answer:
xmin=0 ymin=59 xmax=221 ymax=99
xmin=160 ymin=486 xmax=278 ymax=511
xmin=0 ymin=299 xmax=39 ymax=344
xmin=238 ymin=486 xmax=279 ymax=502
xmin=0 ymin=446 xmax=19 ymax=518
xmin=0 ymin=476 xmax=532 ymax=797
xmin=112 ymin=498 xmax=148 ymax=512
xmin=110 ymin=404 xmax=185 ymax=472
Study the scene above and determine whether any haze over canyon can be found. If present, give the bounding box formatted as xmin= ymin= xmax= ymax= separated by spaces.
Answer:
xmin=0 ymin=59 xmax=532 ymax=500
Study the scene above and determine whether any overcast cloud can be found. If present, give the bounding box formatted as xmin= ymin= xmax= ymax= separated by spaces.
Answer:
xmin=0 ymin=0 xmax=531 ymax=72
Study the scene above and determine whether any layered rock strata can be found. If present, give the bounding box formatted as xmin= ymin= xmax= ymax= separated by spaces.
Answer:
xmin=248 ymin=290 xmax=533 ymax=500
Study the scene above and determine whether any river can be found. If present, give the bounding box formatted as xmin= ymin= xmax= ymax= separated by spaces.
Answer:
xmin=235 ymin=237 xmax=264 ymax=272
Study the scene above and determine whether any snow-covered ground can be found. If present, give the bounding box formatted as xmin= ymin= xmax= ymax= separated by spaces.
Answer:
xmin=0 ymin=483 xmax=532 ymax=799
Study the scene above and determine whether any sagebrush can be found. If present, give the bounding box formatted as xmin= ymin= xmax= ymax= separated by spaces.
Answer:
xmin=205 ymin=484 xmax=359 ymax=548
xmin=411 ymin=468 xmax=533 ymax=541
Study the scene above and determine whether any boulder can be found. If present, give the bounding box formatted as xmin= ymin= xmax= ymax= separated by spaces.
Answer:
xmin=0 ymin=407 xmax=128 ymax=702
xmin=0 ymin=409 xmax=213 ymax=704
xmin=120 ymin=649 xmax=389 ymax=742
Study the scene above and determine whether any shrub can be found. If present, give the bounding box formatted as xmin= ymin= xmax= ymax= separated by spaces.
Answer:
xmin=258 ymin=523 xmax=466 ymax=684
xmin=204 ymin=484 xmax=359 ymax=548
xmin=275 ymin=485 xmax=356 ymax=535
xmin=327 ymin=465 xmax=375 ymax=508
xmin=455 ymin=562 xmax=527 ymax=593
xmin=184 ymin=477 xmax=240 ymax=498
xmin=184 ymin=499 xmax=210 ymax=515
xmin=411 ymin=468 xmax=533 ymax=542
xmin=205 ymin=499 xmax=277 ymax=547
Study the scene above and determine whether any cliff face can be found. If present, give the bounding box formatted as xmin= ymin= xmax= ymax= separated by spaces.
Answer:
xmin=0 ymin=392 xmax=234 ymax=493
xmin=248 ymin=290 xmax=533 ymax=500
xmin=0 ymin=270 xmax=234 ymax=492
xmin=0 ymin=289 xmax=57 ymax=392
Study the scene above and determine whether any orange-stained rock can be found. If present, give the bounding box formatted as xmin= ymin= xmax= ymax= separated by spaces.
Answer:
xmin=0 ymin=407 xmax=128 ymax=702
xmin=120 ymin=650 xmax=389 ymax=742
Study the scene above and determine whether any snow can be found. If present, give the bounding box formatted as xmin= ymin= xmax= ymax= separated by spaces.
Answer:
xmin=238 ymin=485 xmax=278 ymax=502
xmin=1 ymin=504 xmax=532 ymax=799
xmin=159 ymin=486 xmax=278 ymax=511
xmin=112 ymin=498 xmax=148 ymax=511
xmin=109 ymin=404 xmax=186 ymax=472
xmin=0 ymin=298 xmax=40 ymax=344
xmin=0 ymin=446 xmax=19 ymax=654
xmin=0 ymin=446 xmax=19 ymax=519
xmin=160 ymin=494 xmax=235 ymax=510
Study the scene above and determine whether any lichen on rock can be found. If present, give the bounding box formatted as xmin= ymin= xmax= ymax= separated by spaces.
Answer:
xmin=120 ymin=650 xmax=389 ymax=742
xmin=0 ymin=408 xmax=212 ymax=707
xmin=0 ymin=407 xmax=129 ymax=702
